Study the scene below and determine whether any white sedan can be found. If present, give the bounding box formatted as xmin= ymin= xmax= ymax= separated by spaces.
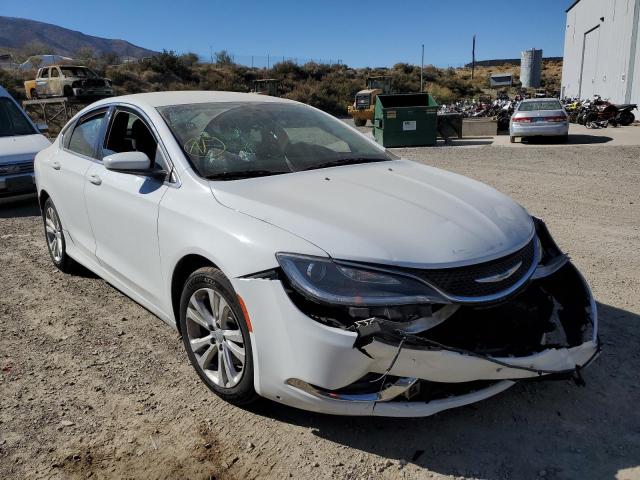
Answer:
xmin=35 ymin=91 xmax=598 ymax=417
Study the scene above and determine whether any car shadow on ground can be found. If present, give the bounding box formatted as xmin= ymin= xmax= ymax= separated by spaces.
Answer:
xmin=0 ymin=196 xmax=40 ymax=218
xmin=252 ymin=302 xmax=640 ymax=479
xmin=522 ymin=134 xmax=613 ymax=145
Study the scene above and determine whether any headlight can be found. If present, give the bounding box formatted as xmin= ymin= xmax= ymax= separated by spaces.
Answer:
xmin=276 ymin=253 xmax=442 ymax=306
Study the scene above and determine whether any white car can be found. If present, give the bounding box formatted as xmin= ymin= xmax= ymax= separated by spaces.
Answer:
xmin=34 ymin=91 xmax=599 ymax=417
xmin=509 ymin=98 xmax=570 ymax=143
xmin=0 ymin=86 xmax=50 ymax=199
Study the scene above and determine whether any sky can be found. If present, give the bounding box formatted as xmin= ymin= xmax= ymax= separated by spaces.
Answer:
xmin=1 ymin=0 xmax=575 ymax=67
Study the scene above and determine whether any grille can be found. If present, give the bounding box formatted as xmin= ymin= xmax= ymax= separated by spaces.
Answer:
xmin=83 ymin=78 xmax=107 ymax=87
xmin=405 ymin=238 xmax=537 ymax=299
xmin=0 ymin=162 xmax=34 ymax=176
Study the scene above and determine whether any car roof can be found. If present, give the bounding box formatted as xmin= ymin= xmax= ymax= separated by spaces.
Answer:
xmin=91 ymin=90 xmax=297 ymax=109
xmin=520 ymin=98 xmax=560 ymax=102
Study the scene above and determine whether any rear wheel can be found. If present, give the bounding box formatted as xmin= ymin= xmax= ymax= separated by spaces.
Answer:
xmin=43 ymin=198 xmax=75 ymax=273
xmin=620 ymin=111 xmax=635 ymax=126
xmin=179 ymin=267 xmax=257 ymax=405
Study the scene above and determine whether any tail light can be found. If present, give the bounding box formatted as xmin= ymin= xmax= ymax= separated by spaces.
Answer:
xmin=544 ymin=116 xmax=568 ymax=123
xmin=512 ymin=117 xmax=533 ymax=123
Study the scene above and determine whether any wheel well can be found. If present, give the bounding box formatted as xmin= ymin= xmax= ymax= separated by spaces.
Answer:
xmin=170 ymin=254 xmax=218 ymax=333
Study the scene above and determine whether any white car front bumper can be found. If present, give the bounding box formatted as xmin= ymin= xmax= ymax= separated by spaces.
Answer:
xmin=232 ymin=262 xmax=598 ymax=417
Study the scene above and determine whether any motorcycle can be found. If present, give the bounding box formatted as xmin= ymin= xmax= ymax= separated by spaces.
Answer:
xmin=614 ymin=104 xmax=637 ymax=126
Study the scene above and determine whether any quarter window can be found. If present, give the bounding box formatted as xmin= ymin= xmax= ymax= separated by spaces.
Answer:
xmin=50 ymin=68 xmax=59 ymax=78
xmin=67 ymin=113 xmax=106 ymax=158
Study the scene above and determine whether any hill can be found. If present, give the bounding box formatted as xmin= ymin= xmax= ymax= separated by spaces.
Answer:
xmin=0 ymin=16 xmax=157 ymax=59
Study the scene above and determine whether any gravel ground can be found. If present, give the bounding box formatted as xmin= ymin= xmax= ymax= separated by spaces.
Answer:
xmin=1 ymin=144 xmax=639 ymax=480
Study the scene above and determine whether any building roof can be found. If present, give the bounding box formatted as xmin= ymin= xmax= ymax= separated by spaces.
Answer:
xmin=566 ymin=0 xmax=582 ymax=13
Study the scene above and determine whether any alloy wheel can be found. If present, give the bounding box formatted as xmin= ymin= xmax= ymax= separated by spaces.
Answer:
xmin=45 ymin=205 xmax=63 ymax=263
xmin=185 ymin=287 xmax=246 ymax=388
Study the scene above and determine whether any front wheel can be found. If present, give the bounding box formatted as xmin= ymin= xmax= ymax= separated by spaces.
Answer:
xmin=510 ymin=136 xmax=516 ymax=143
xmin=179 ymin=267 xmax=257 ymax=405
xmin=43 ymin=198 xmax=75 ymax=272
xmin=354 ymin=117 xmax=367 ymax=127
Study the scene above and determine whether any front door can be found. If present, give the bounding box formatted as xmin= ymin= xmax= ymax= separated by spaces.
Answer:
xmin=84 ymin=108 xmax=169 ymax=306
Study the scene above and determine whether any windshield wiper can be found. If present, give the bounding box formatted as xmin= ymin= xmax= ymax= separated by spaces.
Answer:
xmin=303 ymin=157 xmax=388 ymax=171
xmin=205 ymin=170 xmax=290 ymax=181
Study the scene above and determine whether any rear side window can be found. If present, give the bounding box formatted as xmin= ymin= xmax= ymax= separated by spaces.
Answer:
xmin=51 ymin=68 xmax=59 ymax=78
xmin=67 ymin=113 xmax=106 ymax=158
xmin=0 ymin=98 xmax=36 ymax=136
xmin=518 ymin=101 xmax=562 ymax=112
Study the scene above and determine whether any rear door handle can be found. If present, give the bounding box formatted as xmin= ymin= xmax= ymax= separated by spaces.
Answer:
xmin=88 ymin=174 xmax=102 ymax=186
xmin=51 ymin=161 xmax=61 ymax=170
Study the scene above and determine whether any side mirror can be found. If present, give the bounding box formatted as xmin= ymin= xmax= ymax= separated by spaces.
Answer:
xmin=36 ymin=123 xmax=49 ymax=133
xmin=103 ymin=151 xmax=167 ymax=180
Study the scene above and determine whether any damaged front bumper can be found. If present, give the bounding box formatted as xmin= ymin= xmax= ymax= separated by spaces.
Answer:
xmin=232 ymin=221 xmax=599 ymax=417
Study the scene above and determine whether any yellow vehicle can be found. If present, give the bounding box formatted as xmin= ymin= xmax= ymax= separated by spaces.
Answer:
xmin=348 ymin=76 xmax=391 ymax=127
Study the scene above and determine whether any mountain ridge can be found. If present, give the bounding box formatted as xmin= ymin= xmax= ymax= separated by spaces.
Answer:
xmin=0 ymin=16 xmax=157 ymax=59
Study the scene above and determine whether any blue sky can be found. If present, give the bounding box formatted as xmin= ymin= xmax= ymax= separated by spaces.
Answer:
xmin=2 ymin=0 xmax=574 ymax=67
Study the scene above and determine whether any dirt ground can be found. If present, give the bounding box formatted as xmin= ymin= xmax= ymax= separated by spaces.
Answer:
xmin=1 ymin=143 xmax=639 ymax=480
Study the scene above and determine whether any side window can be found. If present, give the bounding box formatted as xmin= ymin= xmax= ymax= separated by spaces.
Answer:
xmin=104 ymin=110 xmax=158 ymax=166
xmin=67 ymin=113 xmax=106 ymax=158
xmin=51 ymin=68 xmax=59 ymax=78
xmin=41 ymin=69 xmax=49 ymax=79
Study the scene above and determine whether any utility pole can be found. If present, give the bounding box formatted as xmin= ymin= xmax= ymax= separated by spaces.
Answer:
xmin=472 ymin=35 xmax=476 ymax=80
xmin=420 ymin=44 xmax=424 ymax=92
xmin=210 ymin=46 xmax=213 ymax=64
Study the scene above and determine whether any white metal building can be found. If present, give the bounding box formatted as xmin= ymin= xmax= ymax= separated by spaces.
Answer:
xmin=561 ymin=0 xmax=640 ymax=104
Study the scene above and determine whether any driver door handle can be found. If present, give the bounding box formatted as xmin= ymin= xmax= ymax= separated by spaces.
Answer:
xmin=51 ymin=161 xmax=61 ymax=170
xmin=88 ymin=174 xmax=102 ymax=186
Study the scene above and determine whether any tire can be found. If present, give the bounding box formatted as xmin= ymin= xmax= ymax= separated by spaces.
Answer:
xmin=620 ymin=111 xmax=635 ymax=126
xmin=354 ymin=117 xmax=367 ymax=127
xmin=63 ymin=86 xmax=74 ymax=98
xmin=179 ymin=266 xmax=257 ymax=405
xmin=585 ymin=112 xmax=598 ymax=125
xmin=43 ymin=198 xmax=75 ymax=273
xmin=510 ymin=136 xmax=516 ymax=144
xmin=30 ymin=89 xmax=38 ymax=99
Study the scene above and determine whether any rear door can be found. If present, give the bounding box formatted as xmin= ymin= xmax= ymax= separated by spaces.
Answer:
xmin=45 ymin=108 xmax=109 ymax=261
xmin=84 ymin=107 xmax=171 ymax=306
xmin=35 ymin=68 xmax=49 ymax=97
xmin=49 ymin=67 xmax=62 ymax=97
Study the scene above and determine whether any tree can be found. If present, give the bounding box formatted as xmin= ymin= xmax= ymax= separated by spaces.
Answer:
xmin=215 ymin=50 xmax=234 ymax=66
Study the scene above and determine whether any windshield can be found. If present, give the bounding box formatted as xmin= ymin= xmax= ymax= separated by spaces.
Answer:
xmin=157 ymin=102 xmax=392 ymax=179
xmin=60 ymin=67 xmax=98 ymax=78
xmin=0 ymin=98 xmax=36 ymax=137
xmin=518 ymin=100 xmax=562 ymax=111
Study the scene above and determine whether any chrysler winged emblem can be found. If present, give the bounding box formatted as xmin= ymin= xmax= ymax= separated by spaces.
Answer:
xmin=475 ymin=261 xmax=522 ymax=283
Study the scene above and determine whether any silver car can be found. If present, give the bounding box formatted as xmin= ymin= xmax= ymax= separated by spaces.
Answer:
xmin=510 ymin=98 xmax=569 ymax=143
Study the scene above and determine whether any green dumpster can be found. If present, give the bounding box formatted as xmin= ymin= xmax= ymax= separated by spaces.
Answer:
xmin=373 ymin=93 xmax=439 ymax=147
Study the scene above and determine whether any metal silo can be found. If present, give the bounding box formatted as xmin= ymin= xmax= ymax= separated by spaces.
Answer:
xmin=521 ymin=48 xmax=543 ymax=88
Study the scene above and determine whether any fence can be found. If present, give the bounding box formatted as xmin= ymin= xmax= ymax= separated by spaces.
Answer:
xmin=198 ymin=52 xmax=343 ymax=68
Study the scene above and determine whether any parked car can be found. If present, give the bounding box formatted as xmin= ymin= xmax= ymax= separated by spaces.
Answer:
xmin=35 ymin=91 xmax=599 ymax=417
xmin=24 ymin=65 xmax=113 ymax=100
xmin=510 ymin=98 xmax=569 ymax=143
xmin=0 ymin=86 xmax=50 ymax=199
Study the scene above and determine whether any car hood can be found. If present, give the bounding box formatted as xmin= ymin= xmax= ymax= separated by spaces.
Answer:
xmin=0 ymin=134 xmax=51 ymax=165
xmin=210 ymin=160 xmax=535 ymax=268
